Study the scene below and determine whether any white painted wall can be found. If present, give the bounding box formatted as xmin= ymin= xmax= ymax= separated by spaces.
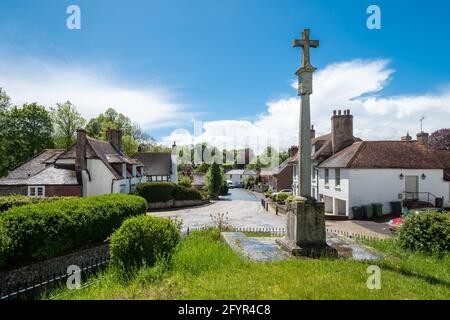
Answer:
xmin=83 ymin=159 xmax=116 ymax=196
xmin=348 ymin=169 xmax=449 ymax=217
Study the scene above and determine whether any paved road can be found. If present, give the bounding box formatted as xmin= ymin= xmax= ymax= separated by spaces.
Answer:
xmin=151 ymin=189 xmax=286 ymax=230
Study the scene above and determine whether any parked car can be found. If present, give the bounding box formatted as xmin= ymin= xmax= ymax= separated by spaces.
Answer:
xmin=226 ymin=180 xmax=234 ymax=189
xmin=388 ymin=207 xmax=445 ymax=231
xmin=271 ymin=189 xmax=293 ymax=200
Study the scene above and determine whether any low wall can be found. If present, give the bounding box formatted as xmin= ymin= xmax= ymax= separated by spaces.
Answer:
xmin=148 ymin=199 xmax=210 ymax=210
xmin=0 ymin=242 xmax=109 ymax=294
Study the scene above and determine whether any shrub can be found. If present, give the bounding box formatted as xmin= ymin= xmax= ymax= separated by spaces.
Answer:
xmin=285 ymin=195 xmax=296 ymax=204
xmin=264 ymin=188 xmax=273 ymax=198
xmin=0 ymin=195 xmax=71 ymax=213
xmin=276 ymin=192 xmax=289 ymax=204
xmin=398 ymin=210 xmax=450 ymax=256
xmin=0 ymin=194 xmax=148 ymax=268
xmin=110 ymin=215 xmax=181 ymax=271
xmin=135 ymin=182 xmax=203 ymax=203
xmin=220 ymin=180 xmax=229 ymax=196
xmin=205 ymin=162 xmax=223 ymax=198
xmin=172 ymin=185 xmax=202 ymax=201
xmin=179 ymin=175 xmax=192 ymax=188
xmin=134 ymin=182 xmax=177 ymax=203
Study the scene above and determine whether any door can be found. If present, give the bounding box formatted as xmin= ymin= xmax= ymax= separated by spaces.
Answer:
xmin=405 ymin=176 xmax=419 ymax=200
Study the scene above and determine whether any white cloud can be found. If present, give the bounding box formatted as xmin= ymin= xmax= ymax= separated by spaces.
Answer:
xmin=0 ymin=53 xmax=192 ymax=130
xmin=162 ymin=59 xmax=450 ymax=151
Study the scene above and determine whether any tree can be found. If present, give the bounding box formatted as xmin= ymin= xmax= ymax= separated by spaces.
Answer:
xmin=51 ymin=101 xmax=86 ymax=149
xmin=0 ymin=88 xmax=11 ymax=112
xmin=205 ymin=161 xmax=223 ymax=198
xmin=122 ymin=134 xmax=139 ymax=156
xmin=86 ymin=108 xmax=133 ymax=139
xmin=428 ymin=129 xmax=450 ymax=150
xmin=0 ymin=103 xmax=54 ymax=176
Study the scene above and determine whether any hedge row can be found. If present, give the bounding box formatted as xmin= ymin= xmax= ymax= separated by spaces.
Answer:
xmin=135 ymin=182 xmax=202 ymax=203
xmin=0 ymin=195 xmax=72 ymax=213
xmin=0 ymin=194 xmax=148 ymax=268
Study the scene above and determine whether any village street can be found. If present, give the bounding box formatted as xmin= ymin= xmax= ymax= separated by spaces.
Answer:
xmin=151 ymin=189 xmax=286 ymax=231
xmin=150 ymin=189 xmax=393 ymax=239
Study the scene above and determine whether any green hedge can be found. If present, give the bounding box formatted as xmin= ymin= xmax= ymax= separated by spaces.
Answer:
xmin=110 ymin=215 xmax=181 ymax=271
xmin=0 ymin=194 xmax=148 ymax=268
xmin=135 ymin=182 xmax=202 ymax=203
xmin=0 ymin=195 xmax=72 ymax=213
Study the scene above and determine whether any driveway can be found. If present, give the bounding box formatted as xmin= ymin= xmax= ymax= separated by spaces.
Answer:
xmin=150 ymin=188 xmax=285 ymax=230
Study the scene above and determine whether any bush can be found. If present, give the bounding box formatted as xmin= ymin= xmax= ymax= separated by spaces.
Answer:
xmin=179 ymin=175 xmax=192 ymax=188
xmin=135 ymin=182 xmax=177 ymax=203
xmin=135 ymin=182 xmax=202 ymax=203
xmin=0 ymin=195 xmax=71 ymax=213
xmin=172 ymin=185 xmax=202 ymax=201
xmin=264 ymin=188 xmax=272 ymax=198
xmin=0 ymin=194 xmax=148 ymax=268
xmin=220 ymin=180 xmax=229 ymax=196
xmin=110 ymin=215 xmax=181 ymax=271
xmin=276 ymin=192 xmax=289 ymax=204
xmin=398 ymin=210 xmax=450 ymax=256
xmin=205 ymin=162 xmax=223 ymax=198
xmin=285 ymin=195 xmax=296 ymax=204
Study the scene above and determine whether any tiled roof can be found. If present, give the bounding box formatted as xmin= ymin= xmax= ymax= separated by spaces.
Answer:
xmin=225 ymin=169 xmax=258 ymax=176
xmin=26 ymin=166 xmax=78 ymax=185
xmin=132 ymin=153 xmax=172 ymax=176
xmin=6 ymin=149 xmax=64 ymax=179
xmin=319 ymin=141 xmax=450 ymax=169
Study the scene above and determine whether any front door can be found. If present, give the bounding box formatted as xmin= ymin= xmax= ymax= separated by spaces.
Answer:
xmin=405 ymin=176 xmax=419 ymax=200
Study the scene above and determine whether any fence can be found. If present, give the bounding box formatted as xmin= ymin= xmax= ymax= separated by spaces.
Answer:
xmin=0 ymin=253 xmax=110 ymax=301
xmin=185 ymin=225 xmax=286 ymax=237
xmin=325 ymin=228 xmax=386 ymax=242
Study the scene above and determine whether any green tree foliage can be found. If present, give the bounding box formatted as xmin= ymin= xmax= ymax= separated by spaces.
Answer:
xmin=179 ymin=175 xmax=192 ymax=188
xmin=51 ymin=101 xmax=86 ymax=149
xmin=122 ymin=134 xmax=139 ymax=156
xmin=205 ymin=162 xmax=223 ymax=198
xmin=0 ymin=103 xmax=54 ymax=176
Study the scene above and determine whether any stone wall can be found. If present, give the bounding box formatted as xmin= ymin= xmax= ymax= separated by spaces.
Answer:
xmin=0 ymin=242 xmax=109 ymax=294
xmin=148 ymin=199 xmax=209 ymax=210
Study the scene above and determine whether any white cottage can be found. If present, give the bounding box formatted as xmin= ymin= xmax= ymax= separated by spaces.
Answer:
xmin=292 ymin=110 xmax=450 ymax=219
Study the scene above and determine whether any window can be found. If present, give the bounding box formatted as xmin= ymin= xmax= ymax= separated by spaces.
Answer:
xmin=335 ymin=168 xmax=341 ymax=186
xmin=240 ymin=175 xmax=243 ymax=179
xmin=311 ymin=166 xmax=316 ymax=180
xmin=325 ymin=169 xmax=329 ymax=185
xmin=130 ymin=184 xmax=136 ymax=193
xmin=120 ymin=185 xmax=127 ymax=194
xmin=28 ymin=186 xmax=45 ymax=198
xmin=229 ymin=174 xmax=232 ymax=179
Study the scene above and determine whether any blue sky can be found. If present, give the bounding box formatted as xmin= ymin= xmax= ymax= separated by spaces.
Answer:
xmin=0 ymin=0 xmax=449 ymax=149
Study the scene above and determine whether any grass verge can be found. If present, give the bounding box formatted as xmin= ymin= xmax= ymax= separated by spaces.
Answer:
xmin=44 ymin=229 xmax=450 ymax=300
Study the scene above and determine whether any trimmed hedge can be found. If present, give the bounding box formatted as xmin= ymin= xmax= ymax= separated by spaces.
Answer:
xmin=135 ymin=182 xmax=202 ymax=203
xmin=0 ymin=195 xmax=72 ymax=213
xmin=110 ymin=215 xmax=181 ymax=271
xmin=172 ymin=185 xmax=202 ymax=201
xmin=0 ymin=194 xmax=148 ymax=268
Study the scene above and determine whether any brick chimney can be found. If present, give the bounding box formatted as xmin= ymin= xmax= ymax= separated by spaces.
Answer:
xmin=331 ymin=109 xmax=354 ymax=154
xmin=310 ymin=125 xmax=316 ymax=139
xmin=106 ymin=128 xmax=122 ymax=152
xmin=288 ymin=146 xmax=299 ymax=158
xmin=417 ymin=131 xmax=429 ymax=145
xmin=75 ymin=129 xmax=87 ymax=183
xmin=401 ymin=132 xmax=412 ymax=141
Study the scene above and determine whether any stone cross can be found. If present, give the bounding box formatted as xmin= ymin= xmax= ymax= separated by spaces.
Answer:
xmin=293 ymin=29 xmax=319 ymax=69
xmin=293 ymin=29 xmax=319 ymax=198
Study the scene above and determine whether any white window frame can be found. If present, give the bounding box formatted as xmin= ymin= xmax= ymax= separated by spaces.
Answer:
xmin=335 ymin=168 xmax=341 ymax=186
xmin=28 ymin=186 xmax=45 ymax=198
xmin=325 ymin=169 xmax=329 ymax=185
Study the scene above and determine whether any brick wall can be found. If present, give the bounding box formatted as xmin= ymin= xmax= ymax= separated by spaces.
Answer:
xmin=45 ymin=185 xmax=82 ymax=197
xmin=0 ymin=186 xmax=27 ymax=196
xmin=274 ymin=165 xmax=293 ymax=191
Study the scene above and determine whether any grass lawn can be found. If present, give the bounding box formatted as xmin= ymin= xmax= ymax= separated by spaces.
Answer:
xmin=44 ymin=229 xmax=450 ymax=300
